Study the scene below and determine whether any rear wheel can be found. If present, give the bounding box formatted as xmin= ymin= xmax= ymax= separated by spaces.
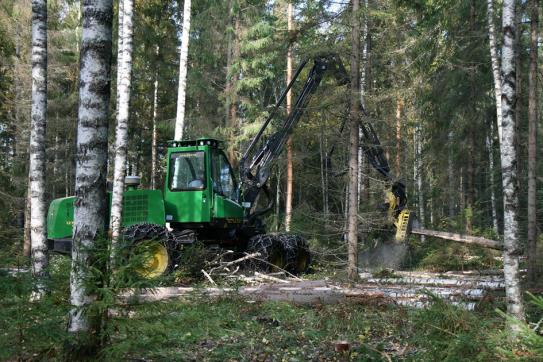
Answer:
xmin=247 ymin=233 xmax=310 ymax=274
xmin=122 ymin=224 xmax=178 ymax=279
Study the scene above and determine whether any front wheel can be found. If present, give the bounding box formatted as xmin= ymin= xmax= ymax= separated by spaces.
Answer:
xmin=122 ymin=224 xmax=178 ymax=279
xmin=247 ymin=233 xmax=310 ymax=275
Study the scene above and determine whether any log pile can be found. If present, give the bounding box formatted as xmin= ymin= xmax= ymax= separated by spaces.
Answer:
xmin=121 ymin=270 xmax=505 ymax=310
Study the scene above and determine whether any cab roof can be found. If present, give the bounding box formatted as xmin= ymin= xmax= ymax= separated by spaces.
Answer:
xmin=167 ymin=138 xmax=222 ymax=148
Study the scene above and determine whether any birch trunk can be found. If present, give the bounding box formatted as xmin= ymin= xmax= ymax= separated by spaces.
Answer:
xmin=487 ymin=0 xmax=503 ymax=142
xmin=284 ymin=1 xmax=294 ymax=232
xmin=415 ymin=122 xmax=425 ymax=230
xmin=499 ymin=0 xmax=525 ymax=323
xmin=151 ymin=45 xmax=159 ymax=189
xmin=110 ymin=0 xmax=135 ymax=245
xmin=68 ymin=0 xmax=113 ymax=333
xmin=527 ymin=0 xmax=538 ymax=284
xmin=174 ymin=0 xmax=191 ymax=140
xmin=486 ymin=123 xmax=499 ymax=232
xmin=30 ymin=0 xmax=49 ymax=295
xmin=347 ymin=0 xmax=361 ymax=280
xmin=395 ymin=97 xmax=402 ymax=176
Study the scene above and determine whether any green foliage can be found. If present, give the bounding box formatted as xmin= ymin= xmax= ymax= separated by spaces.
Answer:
xmin=494 ymin=293 xmax=543 ymax=361
xmin=409 ymin=297 xmax=500 ymax=361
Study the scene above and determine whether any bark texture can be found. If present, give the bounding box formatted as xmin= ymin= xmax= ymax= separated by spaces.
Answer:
xmin=110 ymin=0 xmax=135 ymax=245
xmin=151 ymin=45 xmax=159 ymax=189
xmin=487 ymin=0 xmax=503 ymax=142
xmin=347 ymin=0 xmax=361 ymax=280
xmin=174 ymin=0 xmax=191 ymax=140
xmin=486 ymin=124 xmax=498 ymax=232
xmin=499 ymin=0 xmax=524 ymax=322
xmin=69 ymin=0 xmax=113 ymax=333
xmin=284 ymin=1 xmax=294 ymax=232
xmin=527 ymin=0 xmax=538 ymax=284
xmin=30 ymin=0 xmax=49 ymax=294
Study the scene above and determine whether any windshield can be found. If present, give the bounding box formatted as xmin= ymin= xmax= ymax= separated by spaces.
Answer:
xmin=169 ymin=151 xmax=206 ymax=191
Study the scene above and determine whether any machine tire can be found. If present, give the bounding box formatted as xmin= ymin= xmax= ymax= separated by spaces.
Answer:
xmin=246 ymin=233 xmax=310 ymax=274
xmin=122 ymin=223 xmax=179 ymax=279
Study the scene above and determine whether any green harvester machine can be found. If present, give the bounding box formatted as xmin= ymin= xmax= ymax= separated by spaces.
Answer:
xmin=46 ymin=55 xmax=414 ymax=278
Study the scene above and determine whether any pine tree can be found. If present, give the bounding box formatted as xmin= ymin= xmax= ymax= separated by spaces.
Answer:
xmin=347 ymin=0 xmax=361 ymax=280
xmin=526 ymin=0 xmax=538 ymax=284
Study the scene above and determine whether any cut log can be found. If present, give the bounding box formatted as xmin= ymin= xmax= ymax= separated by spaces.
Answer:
xmin=119 ymin=279 xmax=497 ymax=310
xmin=411 ymin=228 xmax=503 ymax=250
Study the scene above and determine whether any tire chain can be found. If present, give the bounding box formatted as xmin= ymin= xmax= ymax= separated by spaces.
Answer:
xmin=247 ymin=233 xmax=307 ymax=274
xmin=121 ymin=223 xmax=197 ymax=275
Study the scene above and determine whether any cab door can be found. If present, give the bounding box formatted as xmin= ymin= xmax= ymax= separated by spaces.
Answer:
xmin=211 ymin=150 xmax=244 ymax=221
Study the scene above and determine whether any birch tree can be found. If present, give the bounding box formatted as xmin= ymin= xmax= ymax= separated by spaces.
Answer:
xmin=526 ymin=0 xmax=538 ymax=284
xmin=68 ymin=0 xmax=113 ymax=333
xmin=174 ymin=0 xmax=191 ymax=140
xmin=285 ymin=1 xmax=294 ymax=232
xmin=110 ymin=0 xmax=135 ymax=246
xmin=29 ymin=0 xmax=48 ymax=296
xmin=499 ymin=0 xmax=524 ymax=323
xmin=487 ymin=0 xmax=503 ymax=142
xmin=347 ymin=0 xmax=361 ymax=280
xmin=151 ymin=45 xmax=159 ymax=189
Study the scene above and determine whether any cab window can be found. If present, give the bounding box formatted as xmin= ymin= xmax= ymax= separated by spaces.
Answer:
xmin=169 ymin=151 xmax=206 ymax=191
xmin=212 ymin=151 xmax=237 ymax=200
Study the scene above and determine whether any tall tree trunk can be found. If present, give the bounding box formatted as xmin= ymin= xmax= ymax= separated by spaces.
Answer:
xmin=415 ymin=122 xmax=425 ymax=230
xmin=487 ymin=0 xmax=503 ymax=142
xmin=447 ymin=130 xmax=455 ymax=218
xmin=68 ymin=0 xmax=113 ymax=334
xmin=65 ymin=138 xmax=70 ymax=197
xmin=151 ymin=45 xmax=160 ymax=189
xmin=29 ymin=0 xmax=48 ymax=295
xmin=395 ymin=97 xmax=402 ymax=176
xmin=284 ymin=1 xmax=294 ymax=232
xmin=174 ymin=0 xmax=191 ymax=140
xmin=527 ymin=0 xmax=538 ymax=284
xmin=110 ymin=0 xmax=135 ymax=246
xmin=347 ymin=0 xmax=361 ymax=280
xmin=487 ymin=122 xmax=499 ymax=232
xmin=500 ymin=0 xmax=525 ymax=323
xmin=320 ymin=126 xmax=329 ymax=229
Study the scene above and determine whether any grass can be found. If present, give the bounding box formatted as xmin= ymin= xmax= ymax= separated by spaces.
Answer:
xmin=0 ymin=244 xmax=542 ymax=361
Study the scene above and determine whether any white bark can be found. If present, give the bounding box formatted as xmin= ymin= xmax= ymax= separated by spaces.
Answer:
xmin=415 ymin=122 xmax=425 ymax=229
xmin=30 ymin=0 xmax=49 ymax=296
xmin=284 ymin=1 xmax=294 ymax=232
xmin=69 ymin=0 xmax=114 ymax=333
xmin=151 ymin=45 xmax=159 ymax=189
xmin=110 ymin=0 xmax=135 ymax=245
xmin=486 ymin=123 xmax=499 ymax=232
xmin=499 ymin=0 xmax=524 ymax=322
xmin=487 ymin=0 xmax=503 ymax=142
xmin=174 ymin=0 xmax=192 ymax=140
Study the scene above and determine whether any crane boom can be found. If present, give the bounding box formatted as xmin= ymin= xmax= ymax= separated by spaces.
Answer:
xmin=239 ymin=54 xmax=348 ymax=207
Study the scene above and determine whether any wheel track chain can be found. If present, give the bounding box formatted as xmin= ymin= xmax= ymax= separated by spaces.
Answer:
xmin=247 ymin=233 xmax=308 ymax=274
xmin=121 ymin=223 xmax=194 ymax=276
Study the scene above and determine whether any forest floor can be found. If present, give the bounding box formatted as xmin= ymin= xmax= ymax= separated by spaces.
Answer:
xmin=1 ymin=253 xmax=542 ymax=361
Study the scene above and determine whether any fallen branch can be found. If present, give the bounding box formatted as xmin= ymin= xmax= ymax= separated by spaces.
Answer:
xmin=207 ymin=252 xmax=261 ymax=275
xmin=201 ymin=269 xmax=216 ymax=285
xmin=411 ymin=228 xmax=503 ymax=250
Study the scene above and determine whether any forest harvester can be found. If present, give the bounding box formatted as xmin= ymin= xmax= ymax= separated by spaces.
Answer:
xmin=46 ymin=54 xmax=413 ymax=278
